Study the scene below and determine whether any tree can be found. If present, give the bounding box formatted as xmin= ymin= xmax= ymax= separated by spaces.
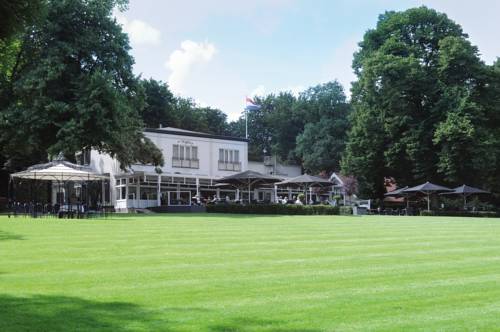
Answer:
xmin=261 ymin=92 xmax=302 ymax=162
xmin=342 ymin=6 xmax=497 ymax=197
xmin=295 ymin=81 xmax=351 ymax=173
xmin=0 ymin=0 xmax=163 ymax=170
xmin=140 ymin=78 xmax=176 ymax=128
xmin=228 ymin=99 xmax=272 ymax=161
xmin=0 ymin=0 xmax=47 ymax=40
xmin=197 ymin=107 xmax=229 ymax=135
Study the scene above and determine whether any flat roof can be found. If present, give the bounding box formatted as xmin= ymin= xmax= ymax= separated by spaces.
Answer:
xmin=144 ymin=128 xmax=248 ymax=142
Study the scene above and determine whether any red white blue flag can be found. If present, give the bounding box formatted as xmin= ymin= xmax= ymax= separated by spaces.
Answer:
xmin=245 ymin=97 xmax=261 ymax=111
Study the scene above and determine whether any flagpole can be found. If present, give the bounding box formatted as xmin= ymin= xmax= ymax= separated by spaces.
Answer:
xmin=245 ymin=106 xmax=248 ymax=139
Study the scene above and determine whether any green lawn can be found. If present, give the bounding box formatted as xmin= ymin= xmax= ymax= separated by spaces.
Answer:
xmin=1 ymin=214 xmax=500 ymax=331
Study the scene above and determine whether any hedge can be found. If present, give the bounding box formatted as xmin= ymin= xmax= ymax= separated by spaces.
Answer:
xmin=339 ymin=206 xmax=353 ymax=215
xmin=206 ymin=204 xmax=339 ymax=215
xmin=420 ymin=210 xmax=500 ymax=218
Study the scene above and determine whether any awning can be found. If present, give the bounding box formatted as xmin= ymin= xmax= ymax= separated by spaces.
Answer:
xmin=11 ymin=160 xmax=107 ymax=181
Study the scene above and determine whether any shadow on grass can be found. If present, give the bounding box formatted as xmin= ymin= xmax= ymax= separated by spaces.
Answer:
xmin=209 ymin=316 xmax=322 ymax=332
xmin=0 ymin=231 xmax=24 ymax=241
xmin=0 ymin=294 xmax=180 ymax=331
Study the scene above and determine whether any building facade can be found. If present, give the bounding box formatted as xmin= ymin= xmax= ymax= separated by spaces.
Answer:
xmin=87 ymin=127 xmax=302 ymax=211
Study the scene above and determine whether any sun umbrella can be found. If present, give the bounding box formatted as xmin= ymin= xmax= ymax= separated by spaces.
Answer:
xmin=215 ymin=170 xmax=282 ymax=203
xmin=276 ymin=174 xmax=333 ymax=205
xmin=404 ymin=182 xmax=453 ymax=212
xmin=440 ymin=184 xmax=490 ymax=209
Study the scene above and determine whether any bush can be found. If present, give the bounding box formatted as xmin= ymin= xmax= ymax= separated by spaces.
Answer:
xmin=207 ymin=204 xmax=339 ymax=215
xmin=339 ymin=206 xmax=353 ymax=215
xmin=420 ymin=210 xmax=500 ymax=218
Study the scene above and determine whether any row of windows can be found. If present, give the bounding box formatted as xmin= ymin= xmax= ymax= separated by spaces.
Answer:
xmin=171 ymin=145 xmax=241 ymax=170
xmin=219 ymin=148 xmax=239 ymax=163
xmin=173 ymin=144 xmax=198 ymax=160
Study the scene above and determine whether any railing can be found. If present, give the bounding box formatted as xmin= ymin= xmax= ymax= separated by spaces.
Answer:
xmin=172 ymin=158 xmax=199 ymax=169
xmin=218 ymin=161 xmax=241 ymax=171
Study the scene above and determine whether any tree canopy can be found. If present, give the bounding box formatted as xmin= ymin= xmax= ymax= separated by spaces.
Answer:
xmin=0 ymin=0 xmax=163 ymax=170
xmin=342 ymin=6 xmax=500 ymax=198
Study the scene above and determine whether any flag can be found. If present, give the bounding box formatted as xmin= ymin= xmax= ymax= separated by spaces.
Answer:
xmin=245 ymin=97 xmax=261 ymax=111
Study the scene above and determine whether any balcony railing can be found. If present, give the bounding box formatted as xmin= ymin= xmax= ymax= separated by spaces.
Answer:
xmin=172 ymin=158 xmax=199 ymax=169
xmin=218 ymin=161 xmax=241 ymax=171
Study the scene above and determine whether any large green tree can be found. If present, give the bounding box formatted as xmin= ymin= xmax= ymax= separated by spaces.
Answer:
xmin=295 ymin=81 xmax=351 ymax=173
xmin=0 ymin=0 xmax=47 ymax=40
xmin=342 ymin=6 xmax=498 ymax=198
xmin=140 ymin=78 xmax=176 ymax=128
xmin=0 ymin=0 xmax=163 ymax=170
xmin=260 ymin=92 xmax=302 ymax=162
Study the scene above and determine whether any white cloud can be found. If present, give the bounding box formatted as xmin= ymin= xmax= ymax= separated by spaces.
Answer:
xmin=250 ymin=85 xmax=266 ymax=98
xmin=165 ymin=40 xmax=217 ymax=93
xmin=115 ymin=12 xmax=161 ymax=46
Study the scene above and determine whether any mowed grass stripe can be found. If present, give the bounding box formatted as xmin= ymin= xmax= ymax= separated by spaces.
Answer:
xmin=1 ymin=214 xmax=500 ymax=331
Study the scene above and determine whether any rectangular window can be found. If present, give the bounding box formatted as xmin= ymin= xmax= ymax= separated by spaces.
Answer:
xmin=173 ymin=144 xmax=179 ymax=159
xmin=218 ymin=149 xmax=241 ymax=171
xmin=179 ymin=146 xmax=184 ymax=160
xmin=173 ymin=144 xmax=198 ymax=168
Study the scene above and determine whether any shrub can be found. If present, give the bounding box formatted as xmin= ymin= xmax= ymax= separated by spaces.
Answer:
xmin=420 ymin=210 xmax=500 ymax=218
xmin=339 ymin=206 xmax=353 ymax=215
xmin=206 ymin=204 xmax=339 ymax=215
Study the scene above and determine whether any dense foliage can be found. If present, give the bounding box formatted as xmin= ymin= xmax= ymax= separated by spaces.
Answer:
xmin=0 ymin=0 xmax=162 ymax=170
xmin=0 ymin=0 xmax=47 ymax=40
xmin=228 ymin=81 xmax=351 ymax=171
xmin=342 ymin=6 xmax=500 ymax=199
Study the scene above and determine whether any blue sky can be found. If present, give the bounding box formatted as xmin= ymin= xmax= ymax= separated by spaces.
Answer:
xmin=115 ymin=0 xmax=500 ymax=121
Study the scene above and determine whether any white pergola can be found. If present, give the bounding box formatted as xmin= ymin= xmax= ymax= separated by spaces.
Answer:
xmin=10 ymin=159 xmax=108 ymax=216
xmin=11 ymin=162 xmax=107 ymax=181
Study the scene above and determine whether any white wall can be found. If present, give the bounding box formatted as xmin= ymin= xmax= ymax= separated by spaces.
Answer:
xmin=89 ymin=129 xmax=249 ymax=207
xmin=144 ymin=131 xmax=248 ymax=178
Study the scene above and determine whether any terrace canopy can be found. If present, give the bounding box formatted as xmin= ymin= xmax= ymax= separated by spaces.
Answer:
xmin=440 ymin=184 xmax=491 ymax=209
xmin=215 ymin=170 xmax=282 ymax=203
xmin=10 ymin=157 xmax=108 ymax=217
xmin=276 ymin=174 xmax=333 ymax=204
xmin=404 ymin=182 xmax=452 ymax=212
xmin=11 ymin=160 xmax=107 ymax=182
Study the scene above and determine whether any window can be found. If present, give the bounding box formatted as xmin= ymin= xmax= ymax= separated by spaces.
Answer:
xmin=172 ymin=144 xmax=199 ymax=169
xmin=173 ymin=145 xmax=179 ymax=159
xmin=75 ymin=149 xmax=91 ymax=165
xmin=218 ymin=148 xmax=241 ymax=171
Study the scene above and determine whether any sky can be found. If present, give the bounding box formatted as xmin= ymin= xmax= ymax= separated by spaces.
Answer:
xmin=115 ymin=0 xmax=500 ymax=121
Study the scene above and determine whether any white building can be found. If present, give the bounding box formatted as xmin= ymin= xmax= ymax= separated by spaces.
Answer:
xmin=86 ymin=127 xmax=302 ymax=211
